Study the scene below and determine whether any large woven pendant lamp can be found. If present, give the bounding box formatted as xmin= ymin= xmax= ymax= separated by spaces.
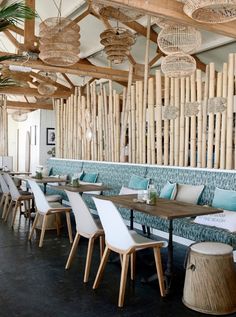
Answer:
xmin=100 ymin=27 xmax=136 ymax=64
xmin=39 ymin=0 xmax=80 ymax=66
xmin=184 ymin=0 xmax=236 ymax=23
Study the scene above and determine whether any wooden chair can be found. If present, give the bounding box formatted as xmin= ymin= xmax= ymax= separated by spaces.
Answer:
xmin=28 ymin=180 xmax=73 ymax=248
xmin=65 ymin=190 xmax=104 ymax=283
xmin=0 ymin=174 xmax=11 ymax=220
xmin=92 ymin=197 xmax=167 ymax=308
xmin=3 ymin=173 xmax=33 ymax=227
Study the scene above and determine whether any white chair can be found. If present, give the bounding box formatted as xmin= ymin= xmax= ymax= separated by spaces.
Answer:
xmin=65 ymin=190 xmax=104 ymax=283
xmin=92 ymin=197 xmax=167 ymax=308
xmin=28 ymin=180 xmax=73 ymax=248
xmin=0 ymin=174 xmax=10 ymax=219
xmin=3 ymin=173 xmax=33 ymax=227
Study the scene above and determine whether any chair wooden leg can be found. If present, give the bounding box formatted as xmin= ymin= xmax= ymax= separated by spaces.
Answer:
xmin=153 ymin=247 xmax=166 ymax=297
xmin=84 ymin=237 xmax=95 ymax=283
xmin=4 ymin=199 xmax=13 ymax=222
xmin=93 ymin=246 xmax=111 ymax=289
xmin=0 ymin=194 xmax=5 ymax=210
xmin=39 ymin=215 xmax=48 ymax=248
xmin=130 ymin=252 xmax=136 ymax=281
xmin=65 ymin=232 xmax=81 ymax=270
xmin=55 ymin=213 xmax=61 ymax=236
xmin=11 ymin=201 xmax=19 ymax=227
xmin=99 ymin=235 xmax=105 ymax=260
xmin=65 ymin=211 xmax=73 ymax=243
xmin=28 ymin=212 xmax=40 ymax=241
xmin=118 ymin=253 xmax=130 ymax=308
xmin=2 ymin=195 xmax=9 ymax=219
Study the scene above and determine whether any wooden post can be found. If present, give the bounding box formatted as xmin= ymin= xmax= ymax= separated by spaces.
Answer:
xmin=170 ymin=78 xmax=174 ymax=166
xmin=190 ymin=72 xmax=196 ymax=167
xmin=214 ymin=72 xmax=223 ymax=169
xmin=164 ymin=76 xmax=169 ymax=165
xmin=179 ymin=78 xmax=185 ymax=167
xmin=202 ymin=65 xmax=209 ymax=168
xmin=174 ymin=78 xmax=180 ymax=166
xmin=156 ymin=70 xmax=162 ymax=165
xmin=226 ymin=53 xmax=234 ymax=169
xmin=184 ymin=77 xmax=190 ymax=166
xmin=196 ymin=70 xmax=202 ymax=168
xmin=207 ymin=63 xmax=215 ymax=169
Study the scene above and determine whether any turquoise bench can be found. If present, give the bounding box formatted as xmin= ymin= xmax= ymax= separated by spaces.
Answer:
xmin=47 ymin=158 xmax=236 ymax=249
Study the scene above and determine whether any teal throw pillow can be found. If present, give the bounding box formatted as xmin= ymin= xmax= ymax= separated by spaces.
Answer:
xmin=160 ymin=181 xmax=177 ymax=200
xmin=212 ymin=187 xmax=236 ymax=211
xmin=82 ymin=172 xmax=98 ymax=183
xmin=128 ymin=175 xmax=149 ymax=190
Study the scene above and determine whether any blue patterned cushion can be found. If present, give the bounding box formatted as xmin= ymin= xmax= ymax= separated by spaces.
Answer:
xmin=82 ymin=172 xmax=98 ymax=183
xmin=128 ymin=175 xmax=149 ymax=190
xmin=160 ymin=181 xmax=177 ymax=200
xmin=212 ymin=188 xmax=236 ymax=211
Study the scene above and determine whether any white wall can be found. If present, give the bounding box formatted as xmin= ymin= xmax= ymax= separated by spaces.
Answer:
xmin=8 ymin=109 xmax=55 ymax=173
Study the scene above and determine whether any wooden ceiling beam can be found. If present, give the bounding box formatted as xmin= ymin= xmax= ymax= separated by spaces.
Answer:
xmin=3 ymin=30 xmax=22 ymax=50
xmin=61 ymin=73 xmax=75 ymax=89
xmin=23 ymin=0 xmax=38 ymax=52
xmin=7 ymin=100 xmax=53 ymax=110
xmin=29 ymin=71 xmax=73 ymax=92
xmin=8 ymin=25 xmax=24 ymax=37
xmin=0 ymin=53 xmax=143 ymax=82
xmin=103 ymin=0 xmax=236 ymax=39
xmin=0 ymin=87 xmax=71 ymax=98
xmin=149 ymin=51 xmax=163 ymax=67
xmin=72 ymin=8 xmax=90 ymax=24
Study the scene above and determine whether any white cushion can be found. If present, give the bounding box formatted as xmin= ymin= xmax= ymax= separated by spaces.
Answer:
xmin=46 ymin=194 xmax=61 ymax=202
xmin=175 ymin=184 xmax=204 ymax=204
xmin=194 ymin=210 xmax=236 ymax=233
xmin=48 ymin=174 xmax=68 ymax=186
xmin=80 ymin=181 xmax=103 ymax=195
xmin=119 ymin=186 xmax=138 ymax=195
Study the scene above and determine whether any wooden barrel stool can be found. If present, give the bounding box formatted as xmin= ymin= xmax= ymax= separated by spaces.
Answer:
xmin=183 ymin=242 xmax=236 ymax=315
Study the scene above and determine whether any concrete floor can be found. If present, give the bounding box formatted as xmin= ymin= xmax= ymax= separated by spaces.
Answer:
xmin=0 ymin=212 xmax=234 ymax=317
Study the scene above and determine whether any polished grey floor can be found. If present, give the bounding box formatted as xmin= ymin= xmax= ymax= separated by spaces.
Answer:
xmin=0 ymin=212 xmax=234 ymax=317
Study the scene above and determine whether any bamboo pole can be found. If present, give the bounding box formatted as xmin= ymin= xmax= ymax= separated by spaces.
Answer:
xmin=190 ymin=72 xmax=196 ymax=167
xmin=156 ymin=70 xmax=162 ymax=165
xmin=148 ymin=78 xmax=155 ymax=164
xmin=174 ymin=78 xmax=180 ymax=166
xmin=103 ymin=85 xmax=109 ymax=161
xmin=169 ymin=78 xmax=174 ymax=166
xmin=142 ymin=15 xmax=151 ymax=164
xmin=135 ymin=81 xmax=139 ymax=163
xmin=214 ymin=72 xmax=223 ymax=168
xmin=196 ymin=70 xmax=202 ymax=167
xmin=226 ymin=53 xmax=234 ymax=169
xmin=202 ymin=65 xmax=209 ymax=168
xmin=164 ymin=76 xmax=170 ymax=165
xmin=179 ymin=78 xmax=185 ymax=166
xmin=115 ymin=92 xmax=120 ymax=162
xmin=138 ymin=81 xmax=143 ymax=163
xmin=131 ymin=85 xmax=136 ymax=163
xmin=120 ymin=65 xmax=133 ymax=162
xmin=207 ymin=63 xmax=215 ymax=169
xmin=184 ymin=77 xmax=190 ymax=166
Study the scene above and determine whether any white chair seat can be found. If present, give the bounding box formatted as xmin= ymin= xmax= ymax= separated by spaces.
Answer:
xmin=130 ymin=230 xmax=168 ymax=247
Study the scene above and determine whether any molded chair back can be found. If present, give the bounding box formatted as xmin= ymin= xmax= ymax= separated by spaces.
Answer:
xmin=93 ymin=197 xmax=135 ymax=251
xmin=66 ymin=190 xmax=98 ymax=236
xmin=3 ymin=173 xmax=20 ymax=200
xmin=0 ymin=174 xmax=9 ymax=194
xmin=28 ymin=180 xmax=50 ymax=214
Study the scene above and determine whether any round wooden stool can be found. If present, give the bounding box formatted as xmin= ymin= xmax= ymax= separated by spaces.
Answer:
xmin=183 ymin=242 xmax=236 ymax=315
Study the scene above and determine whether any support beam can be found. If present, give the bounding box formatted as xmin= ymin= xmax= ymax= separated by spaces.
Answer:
xmin=7 ymin=100 xmax=53 ymax=110
xmin=3 ymin=30 xmax=22 ymax=50
xmin=29 ymin=71 xmax=72 ymax=92
xmin=0 ymin=52 xmax=143 ymax=82
xmin=0 ymin=87 xmax=71 ymax=98
xmin=24 ymin=0 xmax=37 ymax=52
xmin=61 ymin=73 xmax=75 ymax=88
xmin=102 ymin=0 xmax=236 ymax=38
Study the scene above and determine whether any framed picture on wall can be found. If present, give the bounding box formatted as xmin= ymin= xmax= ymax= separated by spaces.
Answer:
xmin=46 ymin=128 xmax=55 ymax=145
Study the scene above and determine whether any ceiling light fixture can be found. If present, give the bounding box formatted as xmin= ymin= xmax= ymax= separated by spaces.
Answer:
xmin=161 ymin=53 xmax=196 ymax=78
xmin=184 ymin=0 xmax=236 ymax=23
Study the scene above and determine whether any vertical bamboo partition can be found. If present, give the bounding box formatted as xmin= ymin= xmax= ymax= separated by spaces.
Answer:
xmin=55 ymin=53 xmax=236 ymax=170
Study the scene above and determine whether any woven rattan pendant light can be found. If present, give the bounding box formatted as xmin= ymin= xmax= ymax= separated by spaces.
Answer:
xmin=208 ymin=97 xmax=227 ymax=113
xmin=39 ymin=1 xmax=80 ymax=66
xmin=100 ymin=27 xmax=136 ymax=64
xmin=161 ymin=53 xmax=196 ymax=78
xmin=158 ymin=24 xmax=201 ymax=55
xmin=184 ymin=0 xmax=236 ymax=23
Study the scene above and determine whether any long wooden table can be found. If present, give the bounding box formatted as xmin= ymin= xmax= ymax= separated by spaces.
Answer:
xmin=16 ymin=176 xmax=61 ymax=193
xmin=53 ymin=184 xmax=110 ymax=193
xmin=98 ymin=194 xmax=222 ymax=292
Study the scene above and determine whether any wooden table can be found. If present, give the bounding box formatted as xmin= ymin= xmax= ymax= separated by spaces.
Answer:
xmin=99 ymin=194 xmax=222 ymax=292
xmin=16 ymin=176 xmax=61 ymax=193
xmin=53 ymin=184 xmax=110 ymax=193
xmin=9 ymin=171 xmax=32 ymax=176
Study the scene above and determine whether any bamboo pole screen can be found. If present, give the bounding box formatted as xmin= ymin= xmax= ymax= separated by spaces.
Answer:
xmin=55 ymin=54 xmax=236 ymax=170
xmin=0 ymin=95 xmax=8 ymax=156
